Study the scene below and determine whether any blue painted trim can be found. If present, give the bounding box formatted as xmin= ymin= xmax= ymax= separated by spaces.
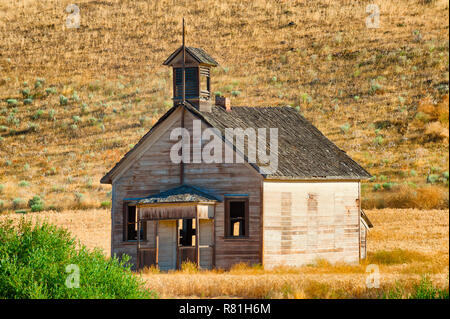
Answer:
xmin=224 ymin=194 xmax=249 ymax=197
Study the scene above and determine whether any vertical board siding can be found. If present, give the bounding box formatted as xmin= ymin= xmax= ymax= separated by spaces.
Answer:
xmin=263 ymin=181 xmax=360 ymax=268
xmin=111 ymin=108 xmax=262 ymax=270
xmin=111 ymin=111 xmax=182 ymax=266
xmin=360 ymin=222 xmax=367 ymax=259
xmin=183 ymin=111 xmax=262 ymax=269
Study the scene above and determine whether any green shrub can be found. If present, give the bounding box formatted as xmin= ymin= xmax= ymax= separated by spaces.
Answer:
xmin=369 ymin=79 xmax=382 ymax=95
xmin=28 ymin=196 xmax=44 ymax=212
xmin=18 ymin=180 xmax=29 ymax=187
xmin=32 ymin=109 xmax=44 ymax=120
xmin=0 ymin=184 xmax=4 ymax=194
xmin=88 ymin=117 xmax=97 ymax=125
xmin=6 ymin=99 xmax=18 ymax=106
xmin=28 ymin=123 xmax=39 ymax=132
xmin=74 ymin=192 xmax=84 ymax=204
xmin=373 ymin=183 xmax=381 ymax=191
xmin=382 ymin=182 xmax=395 ymax=190
xmin=373 ymin=136 xmax=384 ymax=145
xmin=81 ymin=103 xmax=89 ymax=114
xmin=0 ymin=219 xmax=157 ymax=298
xmin=100 ymin=201 xmax=111 ymax=208
xmin=71 ymin=92 xmax=80 ymax=102
xmin=426 ymin=174 xmax=440 ymax=184
xmin=35 ymin=78 xmax=45 ymax=89
xmin=300 ymin=93 xmax=312 ymax=103
xmin=48 ymin=109 xmax=56 ymax=120
xmin=59 ymin=95 xmax=68 ymax=106
xmin=45 ymin=87 xmax=57 ymax=95
xmin=410 ymin=276 xmax=449 ymax=299
xmin=340 ymin=123 xmax=350 ymax=133
xmin=72 ymin=115 xmax=81 ymax=123
xmin=21 ymin=89 xmax=30 ymax=98
xmin=23 ymin=98 xmax=33 ymax=105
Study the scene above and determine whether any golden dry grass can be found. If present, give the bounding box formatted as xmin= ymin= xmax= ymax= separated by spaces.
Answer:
xmin=139 ymin=208 xmax=449 ymax=298
xmin=1 ymin=208 xmax=448 ymax=298
xmin=0 ymin=209 xmax=111 ymax=255
xmin=0 ymin=0 xmax=448 ymax=212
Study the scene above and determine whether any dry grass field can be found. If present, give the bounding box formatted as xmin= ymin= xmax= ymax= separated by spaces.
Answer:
xmin=1 ymin=208 xmax=448 ymax=298
xmin=0 ymin=0 xmax=448 ymax=214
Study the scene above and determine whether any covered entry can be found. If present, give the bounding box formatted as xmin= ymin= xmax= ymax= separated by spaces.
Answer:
xmin=131 ymin=185 xmax=218 ymax=271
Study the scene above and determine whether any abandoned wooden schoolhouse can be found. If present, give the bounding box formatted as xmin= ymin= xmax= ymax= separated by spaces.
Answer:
xmin=100 ymin=30 xmax=373 ymax=271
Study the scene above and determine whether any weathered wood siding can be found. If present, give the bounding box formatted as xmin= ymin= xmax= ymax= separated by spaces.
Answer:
xmin=182 ymin=110 xmax=263 ymax=269
xmin=110 ymin=107 xmax=263 ymax=269
xmin=360 ymin=220 xmax=367 ymax=260
xmin=111 ymin=108 xmax=183 ymax=266
xmin=263 ymin=180 xmax=360 ymax=268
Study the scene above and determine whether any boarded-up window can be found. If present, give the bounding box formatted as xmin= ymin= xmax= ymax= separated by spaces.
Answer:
xmin=123 ymin=204 xmax=146 ymax=241
xmin=225 ymin=197 xmax=249 ymax=237
xmin=174 ymin=67 xmax=198 ymax=99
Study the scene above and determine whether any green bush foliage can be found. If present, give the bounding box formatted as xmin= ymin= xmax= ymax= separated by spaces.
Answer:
xmin=0 ymin=219 xmax=158 ymax=299
xmin=28 ymin=195 xmax=44 ymax=212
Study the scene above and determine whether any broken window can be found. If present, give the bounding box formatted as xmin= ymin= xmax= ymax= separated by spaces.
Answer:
xmin=179 ymin=218 xmax=196 ymax=246
xmin=124 ymin=204 xmax=145 ymax=241
xmin=225 ymin=197 xmax=249 ymax=237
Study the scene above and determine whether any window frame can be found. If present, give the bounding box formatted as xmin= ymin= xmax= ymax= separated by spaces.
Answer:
xmin=123 ymin=202 xmax=147 ymax=242
xmin=224 ymin=196 xmax=249 ymax=239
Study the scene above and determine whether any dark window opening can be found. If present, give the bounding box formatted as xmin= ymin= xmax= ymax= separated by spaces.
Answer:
xmin=124 ymin=205 xmax=145 ymax=241
xmin=179 ymin=218 xmax=196 ymax=246
xmin=225 ymin=198 xmax=249 ymax=238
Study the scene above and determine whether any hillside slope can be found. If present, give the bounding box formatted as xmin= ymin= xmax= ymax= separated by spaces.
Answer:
xmin=0 ymin=0 xmax=448 ymax=211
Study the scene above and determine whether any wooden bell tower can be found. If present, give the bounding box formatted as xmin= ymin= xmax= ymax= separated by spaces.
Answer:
xmin=163 ymin=19 xmax=219 ymax=112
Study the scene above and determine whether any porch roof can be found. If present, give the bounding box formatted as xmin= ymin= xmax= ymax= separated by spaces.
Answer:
xmin=126 ymin=184 xmax=220 ymax=206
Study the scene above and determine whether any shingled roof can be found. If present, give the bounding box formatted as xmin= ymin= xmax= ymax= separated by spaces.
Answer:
xmin=163 ymin=46 xmax=219 ymax=66
xmin=126 ymin=184 xmax=220 ymax=205
xmin=184 ymin=102 xmax=371 ymax=180
xmin=101 ymin=102 xmax=371 ymax=183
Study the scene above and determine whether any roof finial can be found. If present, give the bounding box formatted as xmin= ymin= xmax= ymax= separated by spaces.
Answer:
xmin=182 ymin=18 xmax=186 ymax=104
